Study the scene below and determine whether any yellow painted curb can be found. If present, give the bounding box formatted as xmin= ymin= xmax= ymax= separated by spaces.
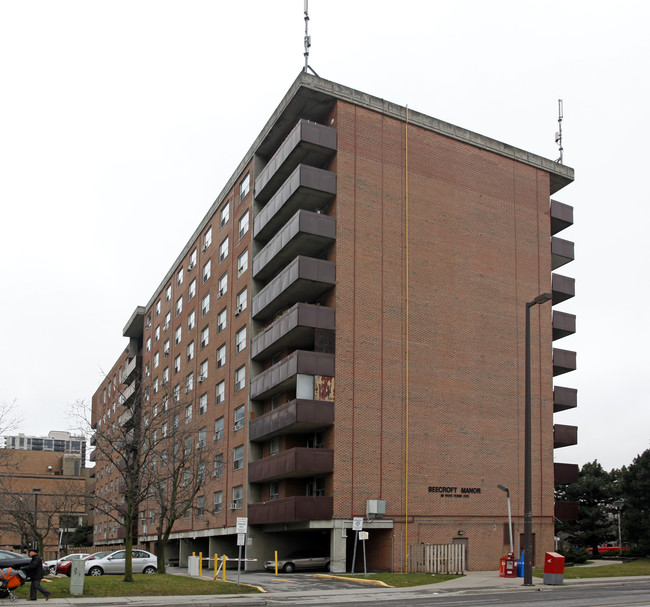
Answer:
xmin=313 ymin=574 xmax=391 ymax=587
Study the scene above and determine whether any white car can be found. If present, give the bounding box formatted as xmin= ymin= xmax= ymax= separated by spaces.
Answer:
xmin=43 ymin=553 xmax=90 ymax=574
xmin=84 ymin=549 xmax=157 ymax=576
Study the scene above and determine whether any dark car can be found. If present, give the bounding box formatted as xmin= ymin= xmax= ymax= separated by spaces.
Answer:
xmin=0 ymin=549 xmax=31 ymax=570
xmin=57 ymin=552 xmax=112 ymax=576
xmin=264 ymin=550 xmax=330 ymax=573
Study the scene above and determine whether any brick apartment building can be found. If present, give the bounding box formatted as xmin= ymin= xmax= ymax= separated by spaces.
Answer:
xmin=90 ymin=72 xmax=577 ymax=572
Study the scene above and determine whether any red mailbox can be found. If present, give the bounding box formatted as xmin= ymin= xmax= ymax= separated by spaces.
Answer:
xmin=543 ymin=551 xmax=565 ymax=585
xmin=499 ymin=553 xmax=517 ymax=578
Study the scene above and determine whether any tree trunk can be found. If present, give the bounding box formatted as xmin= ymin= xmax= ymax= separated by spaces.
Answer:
xmin=123 ymin=520 xmax=134 ymax=582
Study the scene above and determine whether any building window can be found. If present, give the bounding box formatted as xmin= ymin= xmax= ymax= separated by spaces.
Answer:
xmin=238 ymin=210 xmax=249 ymax=240
xmin=175 ymin=326 xmax=182 ymax=345
xmin=213 ymin=453 xmax=223 ymax=477
xmin=199 ymin=359 xmax=208 ymax=381
xmin=145 ymin=362 xmax=150 ymax=377
xmin=219 ymin=237 xmax=229 ymax=262
xmin=187 ymin=341 xmax=195 ymax=362
xmin=189 ymin=248 xmax=197 ymax=270
xmin=185 ymin=403 xmax=193 ymax=424
xmin=239 ymin=173 xmax=250 ymax=202
xmin=214 ymin=417 xmax=224 ymax=441
xmin=218 ymin=273 xmax=227 ymax=297
xmin=235 ymin=326 xmax=246 ymax=354
xmin=236 ymin=287 xmax=247 ymax=314
xmin=306 ymin=477 xmax=325 ymax=497
xmin=201 ymin=293 xmax=210 ymax=316
xmin=200 ymin=326 xmax=209 ymax=348
xmin=220 ymin=202 xmax=230 ymax=227
xmin=199 ymin=393 xmax=208 ymax=415
xmin=188 ymin=278 xmax=196 ymax=301
xmin=176 ymin=296 xmax=183 ymax=316
xmin=197 ymin=427 xmax=206 ymax=448
xmin=163 ymin=339 xmax=170 ymax=357
xmin=213 ymin=491 xmax=223 ymax=513
xmin=217 ymin=309 xmax=227 ymax=333
xmin=177 ymin=267 xmax=183 ymax=286
xmin=237 ymin=249 xmax=248 ymax=277
xmin=154 ymin=325 xmax=160 ymax=342
xmin=174 ymin=355 xmax=181 ymax=374
xmin=153 ymin=352 xmax=160 ymax=369
xmin=270 ymin=481 xmax=279 ymax=501
xmin=186 ymin=372 xmax=194 ymax=394
xmin=217 ymin=344 xmax=226 ymax=368
xmin=146 ymin=337 xmax=151 ymax=353
xmin=270 ymin=436 xmax=280 ymax=455
xmin=163 ymin=366 xmax=169 ymax=383
xmin=233 ymin=405 xmax=245 ymax=431
xmin=204 ymin=226 xmax=212 ymax=249
xmin=164 ymin=312 xmax=171 ymax=330
xmin=233 ymin=445 xmax=244 ymax=470
xmin=232 ymin=485 xmax=243 ymax=510
xmin=173 ymin=384 xmax=180 ymax=403
xmin=235 ymin=366 xmax=246 ymax=392
xmin=187 ymin=310 xmax=196 ymax=331
xmin=196 ymin=495 xmax=205 ymax=517
xmin=203 ymin=259 xmax=211 ymax=283
xmin=155 ymin=300 xmax=161 ymax=315
xmin=216 ymin=380 xmax=225 ymax=404
xmin=165 ymin=285 xmax=172 ymax=302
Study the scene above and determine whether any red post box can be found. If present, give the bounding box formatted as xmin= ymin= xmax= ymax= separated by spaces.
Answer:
xmin=543 ymin=551 xmax=565 ymax=585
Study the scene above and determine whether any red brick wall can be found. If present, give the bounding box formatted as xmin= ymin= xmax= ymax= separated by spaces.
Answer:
xmin=333 ymin=100 xmax=555 ymax=570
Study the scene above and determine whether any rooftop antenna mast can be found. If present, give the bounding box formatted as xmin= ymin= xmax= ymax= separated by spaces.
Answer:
xmin=303 ymin=0 xmax=319 ymax=76
xmin=555 ymin=99 xmax=564 ymax=164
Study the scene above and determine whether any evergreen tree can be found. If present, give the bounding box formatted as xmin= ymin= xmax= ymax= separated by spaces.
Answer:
xmin=620 ymin=449 xmax=650 ymax=554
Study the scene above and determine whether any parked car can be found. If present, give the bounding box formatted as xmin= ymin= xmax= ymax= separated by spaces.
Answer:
xmin=56 ymin=551 xmax=111 ymax=576
xmin=84 ymin=550 xmax=157 ymax=576
xmin=0 ymin=550 xmax=31 ymax=570
xmin=44 ymin=553 xmax=90 ymax=574
xmin=264 ymin=550 xmax=330 ymax=573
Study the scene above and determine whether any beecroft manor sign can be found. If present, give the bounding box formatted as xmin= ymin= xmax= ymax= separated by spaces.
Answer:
xmin=428 ymin=486 xmax=482 ymax=498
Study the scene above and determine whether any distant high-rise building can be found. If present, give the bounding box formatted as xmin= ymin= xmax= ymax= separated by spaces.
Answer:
xmin=90 ymin=72 xmax=577 ymax=571
xmin=4 ymin=431 xmax=86 ymax=466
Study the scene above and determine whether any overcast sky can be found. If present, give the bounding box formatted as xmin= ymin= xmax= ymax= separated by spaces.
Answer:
xmin=1 ymin=1 xmax=648 ymax=472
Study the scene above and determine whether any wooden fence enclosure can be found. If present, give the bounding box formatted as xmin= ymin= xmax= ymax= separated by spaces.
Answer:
xmin=409 ymin=543 xmax=466 ymax=574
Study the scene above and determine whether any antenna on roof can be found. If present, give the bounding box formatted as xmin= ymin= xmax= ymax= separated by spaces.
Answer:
xmin=555 ymin=99 xmax=564 ymax=164
xmin=303 ymin=0 xmax=319 ymax=76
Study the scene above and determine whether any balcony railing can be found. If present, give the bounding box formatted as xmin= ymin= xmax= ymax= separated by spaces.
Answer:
xmin=248 ymin=447 xmax=333 ymax=483
xmin=252 ymin=303 xmax=335 ymax=361
xmin=552 ymin=311 xmax=576 ymax=341
xmin=249 ymin=399 xmax=334 ymax=442
xmin=550 ymin=199 xmax=573 ymax=235
xmin=253 ymin=210 xmax=336 ymax=281
xmin=553 ymin=348 xmax=577 ymax=376
xmin=554 ymin=462 xmax=579 ymax=484
xmin=551 ymin=236 xmax=574 ymax=270
xmin=251 ymin=256 xmax=335 ymax=321
xmin=551 ymin=273 xmax=575 ymax=305
xmin=553 ymin=386 xmax=577 ymax=412
xmin=248 ymin=495 xmax=333 ymax=525
xmin=554 ymin=424 xmax=578 ymax=448
xmin=555 ymin=501 xmax=579 ymax=521
xmin=254 ymin=119 xmax=337 ymax=204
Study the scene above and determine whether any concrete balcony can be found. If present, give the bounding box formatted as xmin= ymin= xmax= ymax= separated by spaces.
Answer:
xmin=555 ymin=501 xmax=579 ymax=521
xmin=550 ymin=199 xmax=573 ymax=235
xmin=121 ymin=381 xmax=137 ymax=406
xmin=248 ymin=495 xmax=333 ymax=525
xmin=253 ymin=210 xmax=336 ymax=281
xmin=254 ymin=119 xmax=337 ymax=204
xmin=249 ymin=399 xmax=334 ymax=442
xmin=554 ymin=424 xmax=578 ymax=448
xmin=555 ymin=462 xmax=579 ymax=484
xmin=553 ymin=348 xmax=577 ymax=376
xmin=551 ymin=236 xmax=574 ymax=270
xmin=552 ymin=273 xmax=575 ymax=305
xmin=89 ymin=448 xmax=97 ymax=462
xmin=251 ymin=256 xmax=335 ymax=321
xmin=250 ymin=350 xmax=335 ymax=401
xmin=248 ymin=447 xmax=333 ymax=483
xmin=252 ymin=303 xmax=335 ymax=361
xmin=254 ymin=165 xmax=336 ymax=244
xmin=554 ymin=386 xmax=577 ymax=412
xmin=123 ymin=355 xmax=141 ymax=384
xmin=552 ymin=311 xmax=576 ymax=341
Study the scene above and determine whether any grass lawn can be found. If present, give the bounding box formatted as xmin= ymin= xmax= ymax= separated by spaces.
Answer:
xmin=10 ymin=573 xmax=261 ymax=599
xmin=534 ymin=558 xmax=650 ymax=579
xmin=331 ymin=572 xmax=464 ymax=587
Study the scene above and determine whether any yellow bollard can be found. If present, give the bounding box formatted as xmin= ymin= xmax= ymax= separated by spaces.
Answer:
xmin=222 ymin=555 xmax=226 ymax=581
xmin=274 ymin=550 xmax=278 ymax=576
xmin=213 ymin=554 xmax=218 ymax=580
xmin=199 ymin=552 xmax=203 ymax=577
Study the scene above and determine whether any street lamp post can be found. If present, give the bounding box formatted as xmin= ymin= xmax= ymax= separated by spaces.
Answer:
xmin=498 ymin=484 xmax=514 ymax=555
xmin=32 ymin=488 xmax=41 ymax=552
xmin=613 ymin=499 xmax=624 ymax=552
xmin=524 ymin=293 xmax=553 ymax=587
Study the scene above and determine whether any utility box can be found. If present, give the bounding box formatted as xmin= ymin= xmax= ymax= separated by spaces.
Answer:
xmin=543 ymin=551 xmax=565 ymax=585
xmin=187 ymin=556 xmax=200 ymax=577
xmin=499 ymin=552 xmax=517 ymax=578
xmin=366 ymin=500 xmax=386 ymax=520
xmin=69 ymin=560 xmax=85 ymax=596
